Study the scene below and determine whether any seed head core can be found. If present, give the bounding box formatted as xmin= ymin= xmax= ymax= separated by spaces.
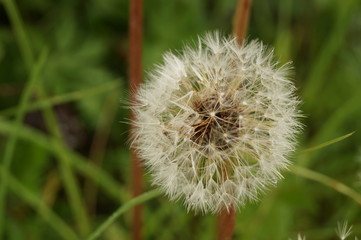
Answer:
xmin=189 ymin=92 xmax=241 ymax=151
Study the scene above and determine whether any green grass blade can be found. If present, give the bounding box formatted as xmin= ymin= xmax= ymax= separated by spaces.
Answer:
xmin=300 ymin=88 xmax=361 ymax=167
xmin=0 ymin=80 xmax=121 ymax=117
xmin=291 ymin=165 xmax=361 ymax=206
xmin=312 ymin=91 xmax=361 ymax=145
xmin=84 ymin=91 xmax=121 ymax=216
xmin=52 ymin=142 xmax=92 ymax=236
xmin=86 ymin=190 xmax=162 ymax=240
xmin=0 ymin=4 xmax=92 ymax=233
xmin=0 ymin=49 xmax=48 ymax=238
xmin=0 ymin=118 xmax=126 ymax=203
xmin=301 ymin=132 xmax=355 ymax=153
xmin=37 ymin=85 xmax=92 ymax=236
xmin=0 ymin=164 xmax=79 ymax=240
xmin=1 ymin=0 xmax=34 ymax=71
xmin=302 ymin=0 xmax=358 ymax=109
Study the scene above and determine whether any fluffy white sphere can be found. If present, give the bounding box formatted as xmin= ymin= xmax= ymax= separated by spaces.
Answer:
xmin=131 ymin=32 xmax=301 ymax=213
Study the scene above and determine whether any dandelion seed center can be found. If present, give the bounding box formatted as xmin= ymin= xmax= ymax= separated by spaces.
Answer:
xmin=189 ymin=93 xmax=240 ymax=151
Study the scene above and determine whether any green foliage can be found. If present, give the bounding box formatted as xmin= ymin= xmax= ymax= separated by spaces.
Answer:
xmin=0 ymin=0 xmax=361 ymax=239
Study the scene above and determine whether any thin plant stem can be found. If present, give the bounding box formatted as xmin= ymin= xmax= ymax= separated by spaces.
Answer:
xmin=291 ymin=165 xmax=361 ymax=206
xmin=84 ymin=91 xmax=120 ymax=218
xmin=129 ymin=0 xmax=143 ymax=239
xmin=86 ymin=190 xmax=162 ymax=240
xmin=42 ymin=170 xmax=61 ymax=207
xmin=0 ymin=164 xmax=79 ymax=240
xmin=302 ymin=95 xmax=360 ymax=167
xmin=217 ymin=207 xmax=236 ymax=240
xmin=0 ymin=49 xmax=47 ymax=238
xmin=0 ymin=80 xmax=121 ymax=117
xmin=1 ymin=0 xmax=34 ymax=71
xmin=0 ymin=3 xmax=37 ymax=236
xmin=301 ymin=132 xmax=354 ymax=154
xmin=232 ymin=0 xmax=253 ymax=44
xmin=36 ymin=87 xmax=92 ymax=236
xmin=216 ymin=1 xmax=253 ymax=239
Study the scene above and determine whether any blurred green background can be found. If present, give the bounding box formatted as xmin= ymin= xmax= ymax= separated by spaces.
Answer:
xmin=0 ymin=0 xmax=361 ymax=239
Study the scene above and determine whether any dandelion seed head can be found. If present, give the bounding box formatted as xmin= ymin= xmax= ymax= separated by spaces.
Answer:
xmin=131 ymin=32 xmax=301 ymax=213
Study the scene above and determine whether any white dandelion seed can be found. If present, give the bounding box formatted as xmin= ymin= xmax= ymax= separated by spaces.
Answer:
xmin=131 ymin=32 xmax=302 ymax=213
xmin=336 ymin=221 xmax=353 ymax=240
xmin=297 ymin=234 xmax=306 ymax=240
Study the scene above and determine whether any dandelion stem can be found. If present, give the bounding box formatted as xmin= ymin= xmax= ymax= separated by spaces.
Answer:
xmin=217 ymin=206 xmax=236 ymax=240
xmin=129 ymin=0 xmax=143 ymax=239
xmin=291 ymin=165 xmax=361 ymax=206
xmin=216 ymin=1 xmax=253 ymax=239
xmin=86 ymin=190 xmax=161 ymax=240
xmin=233 ymin=0 xmax=253 ymax=44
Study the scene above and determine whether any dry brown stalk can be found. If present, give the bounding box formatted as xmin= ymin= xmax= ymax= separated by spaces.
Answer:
xmin=217 ymin=0 xmax=252 ymax=239
xmin=129 ymin=0 xmax=143 ymax=239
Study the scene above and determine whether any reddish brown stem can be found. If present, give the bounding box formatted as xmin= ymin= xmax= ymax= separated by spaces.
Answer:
xmin=217 ymin=1 xmax=253 ymax=239
xmin=232 ymin=0 xmax=253 ymax=45
xmin=129 ymin=0 xmax=143 ymax=239
xmin=217 ymin=207 xmax=236 ymax=240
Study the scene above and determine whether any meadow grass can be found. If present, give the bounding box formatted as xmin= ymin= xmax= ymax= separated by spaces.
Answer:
xmin=0 ymin=0 xmax=361 ymax=239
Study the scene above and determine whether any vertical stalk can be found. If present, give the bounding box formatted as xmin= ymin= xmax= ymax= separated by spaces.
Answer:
xmin=129 ymin=0 xmax=143 ymax=239
xmin=84 ymin=92 xmax=120 ymax=218
xmin=1 ymin=0 xmax=34 ymax=72
xmin=232 ymin=0 xmax=252 ymax=44
xmin=39 ymin=87 xmax=91 ymax=236
xmin=217 ymin=207 xmax=236 ymax=240
xmin=217 ymin=1 xmax=253 ymax=239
